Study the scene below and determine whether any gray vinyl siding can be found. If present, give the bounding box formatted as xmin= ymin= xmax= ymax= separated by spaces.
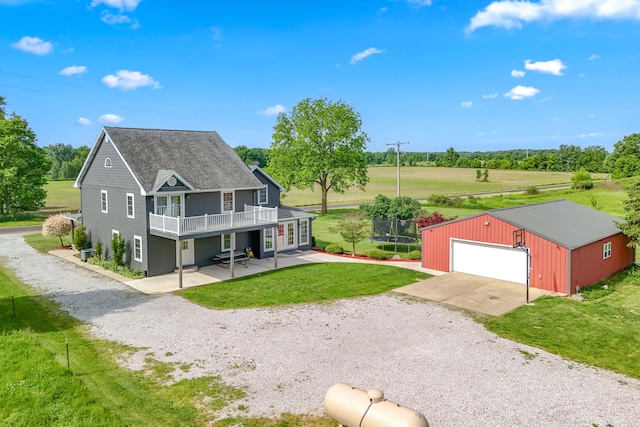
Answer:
xmin=80 ymin=136 xmax=149 ymax=274
xmin=252 ymin=170 xmax=281 ymax=207
xmin=185 ymin=192 xmax=218 ymax=216
xmin=147 ymin=235 xmax=176 ymax=276
xmin=235 ymin=190 xmax=254 ymax=211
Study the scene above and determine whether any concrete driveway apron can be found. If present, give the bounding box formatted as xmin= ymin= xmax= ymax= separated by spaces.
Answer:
xmin=394 ymin=271 xmax=557 ymax=316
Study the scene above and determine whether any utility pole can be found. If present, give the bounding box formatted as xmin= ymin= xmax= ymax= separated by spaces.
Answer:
xmin=386 ymin=141 xmax=410 ymax=197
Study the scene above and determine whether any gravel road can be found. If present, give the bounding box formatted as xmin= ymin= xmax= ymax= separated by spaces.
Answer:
xmin=1 ymin=233 xmax=639 ymax=426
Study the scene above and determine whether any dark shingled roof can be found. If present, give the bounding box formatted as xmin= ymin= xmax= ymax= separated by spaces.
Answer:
xmin=489 ymin=199 xmax=623 ymax=249
xmin=103 ymin=127 xmax=263 ymax=193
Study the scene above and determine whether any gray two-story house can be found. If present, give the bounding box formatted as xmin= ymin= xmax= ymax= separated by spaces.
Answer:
xmin=74 ymin=126 xmax=315 ymax=277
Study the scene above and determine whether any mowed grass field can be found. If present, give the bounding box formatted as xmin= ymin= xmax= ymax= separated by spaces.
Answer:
xmin=280 ymin=166 xmax=608 ymax=207
xmin=36 ymin=169 xmax=601 ymax=214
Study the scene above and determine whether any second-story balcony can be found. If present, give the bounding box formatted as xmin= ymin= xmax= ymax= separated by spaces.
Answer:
xmin=149 ymin=205 xmax=278 ymax=237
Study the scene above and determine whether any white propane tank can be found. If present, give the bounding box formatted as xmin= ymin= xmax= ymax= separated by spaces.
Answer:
xmin=324 ymin=383 xmax=429 ymax=427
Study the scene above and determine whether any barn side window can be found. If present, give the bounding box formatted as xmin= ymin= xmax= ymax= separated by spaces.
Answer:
xmin=603 ymin=242 xmax=612 ymax=259
xmin=104 ymin=158 xmax=112 ymax=168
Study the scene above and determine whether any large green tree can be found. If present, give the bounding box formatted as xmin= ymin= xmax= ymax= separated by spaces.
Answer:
xmin=618 ymin=179 xmax=640 ymax=246
xmin=608 ymin=133 xmax=640 ymax=179
xmin=0 ymin=96 xmax=51 ymax=215
xmin=269 ymin=97 xmax=369 ymax=213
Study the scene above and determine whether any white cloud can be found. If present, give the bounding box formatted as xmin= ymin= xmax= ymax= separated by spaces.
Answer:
xmin=460 ymin=101 xmax=473 ymax=108
xmin=59 ymin=65 xmax=87 ymax=76
xmin=407 ymin=0 xmax=432 ymax=6
xmin=91 ymin=0 xmax=141 ymax=12
xmin=102 ymin=70 xmax=160 ymax=90
xmin=350 ymin=47 xmax=384 ymax=65
xmin=99 ymin=114 xmax=124 ymax=124
xmin=259 ymin=104 xmax=286 ymax=116
xmin=589 ymin=113 xmax=596 ymax=118
xmin=77 ymin=117 xmax=92 ymax=126
xmin=483 ymin=92 xmax=499 ymax=99
xmin=524 ymin=59 xmax=567 ymax=76
xmin=211 ymin=26 xmax=223 ymax=41
xmin=504 ymin=85 xmax=539 ymax=100
xmin=378 ymin=7 xmax=388 ymax=13
xmin=588 ymin=53 xmax=600 ymax=60
xmin=11 ymin=36 xmax=53 ymax=55
xmin=511 ymin=69 xmax=526 ymax=77
xmin=467 ymin=0 xmax=640 ymax=32
xmin=580 ymin=132 xmax=605 ymax=138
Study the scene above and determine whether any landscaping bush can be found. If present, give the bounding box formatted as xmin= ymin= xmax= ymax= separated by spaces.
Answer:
xmin=366 ymin=248 xmax=387 ymax=259
xmin=111 ymin=233 xmax=126 ymax=266
xmin=408 ymin=250 xmax=422 ymax=260
xmin=74 ymin=225 xmax=90 ymax=250
xmin=95 ymin=240 xmax=103 ymax=259
xmin=572 ymin=168 xmax=594 ymax=190
xmin=427 ymin=194 xmax=453 ymax=206
xmin=525 ymin=186 xmax=539 ymax=195
xmin=325 ymin=243 xmax=344 ymax=254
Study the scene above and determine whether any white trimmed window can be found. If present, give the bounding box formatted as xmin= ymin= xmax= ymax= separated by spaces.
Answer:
xmin=134 ymin=235 xmax=142 ymax=262
xmin=101 ymin=190 xmax=108 ymax=213
xmin=126 ymin=193 xmax=135 ymax=218
xmin=603 ymin=242 xmax=612 ymax=259
xmin=299 ymin=219 xmax=309 ymax=245
xmin=264 ymin=228 xmax=273 ymax=251
xmin=258 ymin=185 xmax=268 ymax=205
xmin=222 ymin=234 xmax=233 ymax=252
xmin=104 ymin=158 xmax=112 ymax=168
xmin=222 ymin=191 xmax=234 ymax=212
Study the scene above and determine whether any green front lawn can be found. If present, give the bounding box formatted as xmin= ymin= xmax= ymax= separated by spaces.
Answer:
xmin=481 ymin=269 xmax=640 ymax=379
xmin=177 ymin=263 xmax=429 ymax=309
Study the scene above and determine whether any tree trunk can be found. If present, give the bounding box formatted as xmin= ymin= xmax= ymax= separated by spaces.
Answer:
xmin=320 ymin=181 xmax=328 ymax=214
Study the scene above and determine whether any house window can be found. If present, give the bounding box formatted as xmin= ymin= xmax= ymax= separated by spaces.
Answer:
xmin=258 ymin=185 xmax=268 ymax=205
xmin=222 ymin=234 xmax=233 ymax=252
xmin=101 ymin=190 xmax=108 ymax=213
xmin=182 ymin=240 xmax=189 ymax=250
xmin=222 ymin=191 xmax=234 ymax=212
xmin=264 ymin=228 xmax=273 ymax=251
xmin=126 ymin=193 xmax=135 ymax=218
xmin=134 ymin=235 xmax=142 ymax=262
xmin=603 ymin=242 xmax=612 ymax=259
xmin=104 ymin=158 xmax=112 ymax=168
xmin=299 ymin=219 xmax=309 ymax=245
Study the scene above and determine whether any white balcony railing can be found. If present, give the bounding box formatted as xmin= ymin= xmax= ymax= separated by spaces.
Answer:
xmin=149 ymin=205 xmax=278 ymax=236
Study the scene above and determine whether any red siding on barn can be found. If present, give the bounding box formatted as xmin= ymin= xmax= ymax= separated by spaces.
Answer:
xmin=422 ymin=214 xmax=571 ymax=294
xmin=570 ymin=233 xmax=633 ymax=294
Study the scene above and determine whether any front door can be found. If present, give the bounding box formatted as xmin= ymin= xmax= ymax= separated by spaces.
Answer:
xmin=176 ymin=239 xmax=194 ymax=266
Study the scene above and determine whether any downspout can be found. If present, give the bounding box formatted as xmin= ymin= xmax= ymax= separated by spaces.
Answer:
xmin=567 ymin=248 xmax=572 ymax=295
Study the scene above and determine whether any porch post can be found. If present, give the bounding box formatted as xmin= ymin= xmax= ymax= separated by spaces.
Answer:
xmin=177 ymin=239 xmax=183 ymax=289
xmin=273 ymin=225 xmax=278 ymax=269
xmin=230 ymin=232 xmax=236 ymax=278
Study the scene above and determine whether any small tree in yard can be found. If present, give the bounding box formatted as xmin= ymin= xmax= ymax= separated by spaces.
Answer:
xmin=111 ymin=233 xmax=126 ymax=266
xmin=329 ymin=212 xmax=371 ymax=256
xmin=42 ymin=213 xmax=72 ymax=247
xmin=416 ymin=211 xmax=457 ymax=229
xmin=618 ymin=179 xmax=640 ymax=247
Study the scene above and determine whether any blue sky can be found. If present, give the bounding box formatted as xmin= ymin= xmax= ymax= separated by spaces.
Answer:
xmin=1 ymin=0 xmax=639 ymax=152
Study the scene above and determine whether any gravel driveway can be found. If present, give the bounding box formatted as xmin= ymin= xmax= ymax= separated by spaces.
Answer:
xmin=2 ymin=233 xmax=639 ymax=426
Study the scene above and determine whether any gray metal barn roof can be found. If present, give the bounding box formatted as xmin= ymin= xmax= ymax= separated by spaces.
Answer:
xmin=489 ymin=199 xmax=624 ymax=249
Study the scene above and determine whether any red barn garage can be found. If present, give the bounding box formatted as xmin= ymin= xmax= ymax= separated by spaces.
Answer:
xmin=421 ymin=199 xmax=634 ymax=295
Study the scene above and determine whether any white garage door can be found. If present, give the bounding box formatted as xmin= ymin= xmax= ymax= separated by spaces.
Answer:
xmin=451 ymin=240 xmax=527 ymax=284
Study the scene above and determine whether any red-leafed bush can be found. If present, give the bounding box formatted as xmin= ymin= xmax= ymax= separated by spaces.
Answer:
xmin=415 ymin=211 xmax=457 ymax=229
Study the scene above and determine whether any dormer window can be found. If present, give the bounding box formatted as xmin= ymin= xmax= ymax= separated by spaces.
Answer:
xmin=258 ymin=185 xmax=268 ymax=205
xmin=104 ymin=158 xmax=112 ymax=168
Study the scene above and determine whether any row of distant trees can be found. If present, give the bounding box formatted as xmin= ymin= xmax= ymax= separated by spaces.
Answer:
xmin=235 ymin=137 xmax=640 ymax=177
